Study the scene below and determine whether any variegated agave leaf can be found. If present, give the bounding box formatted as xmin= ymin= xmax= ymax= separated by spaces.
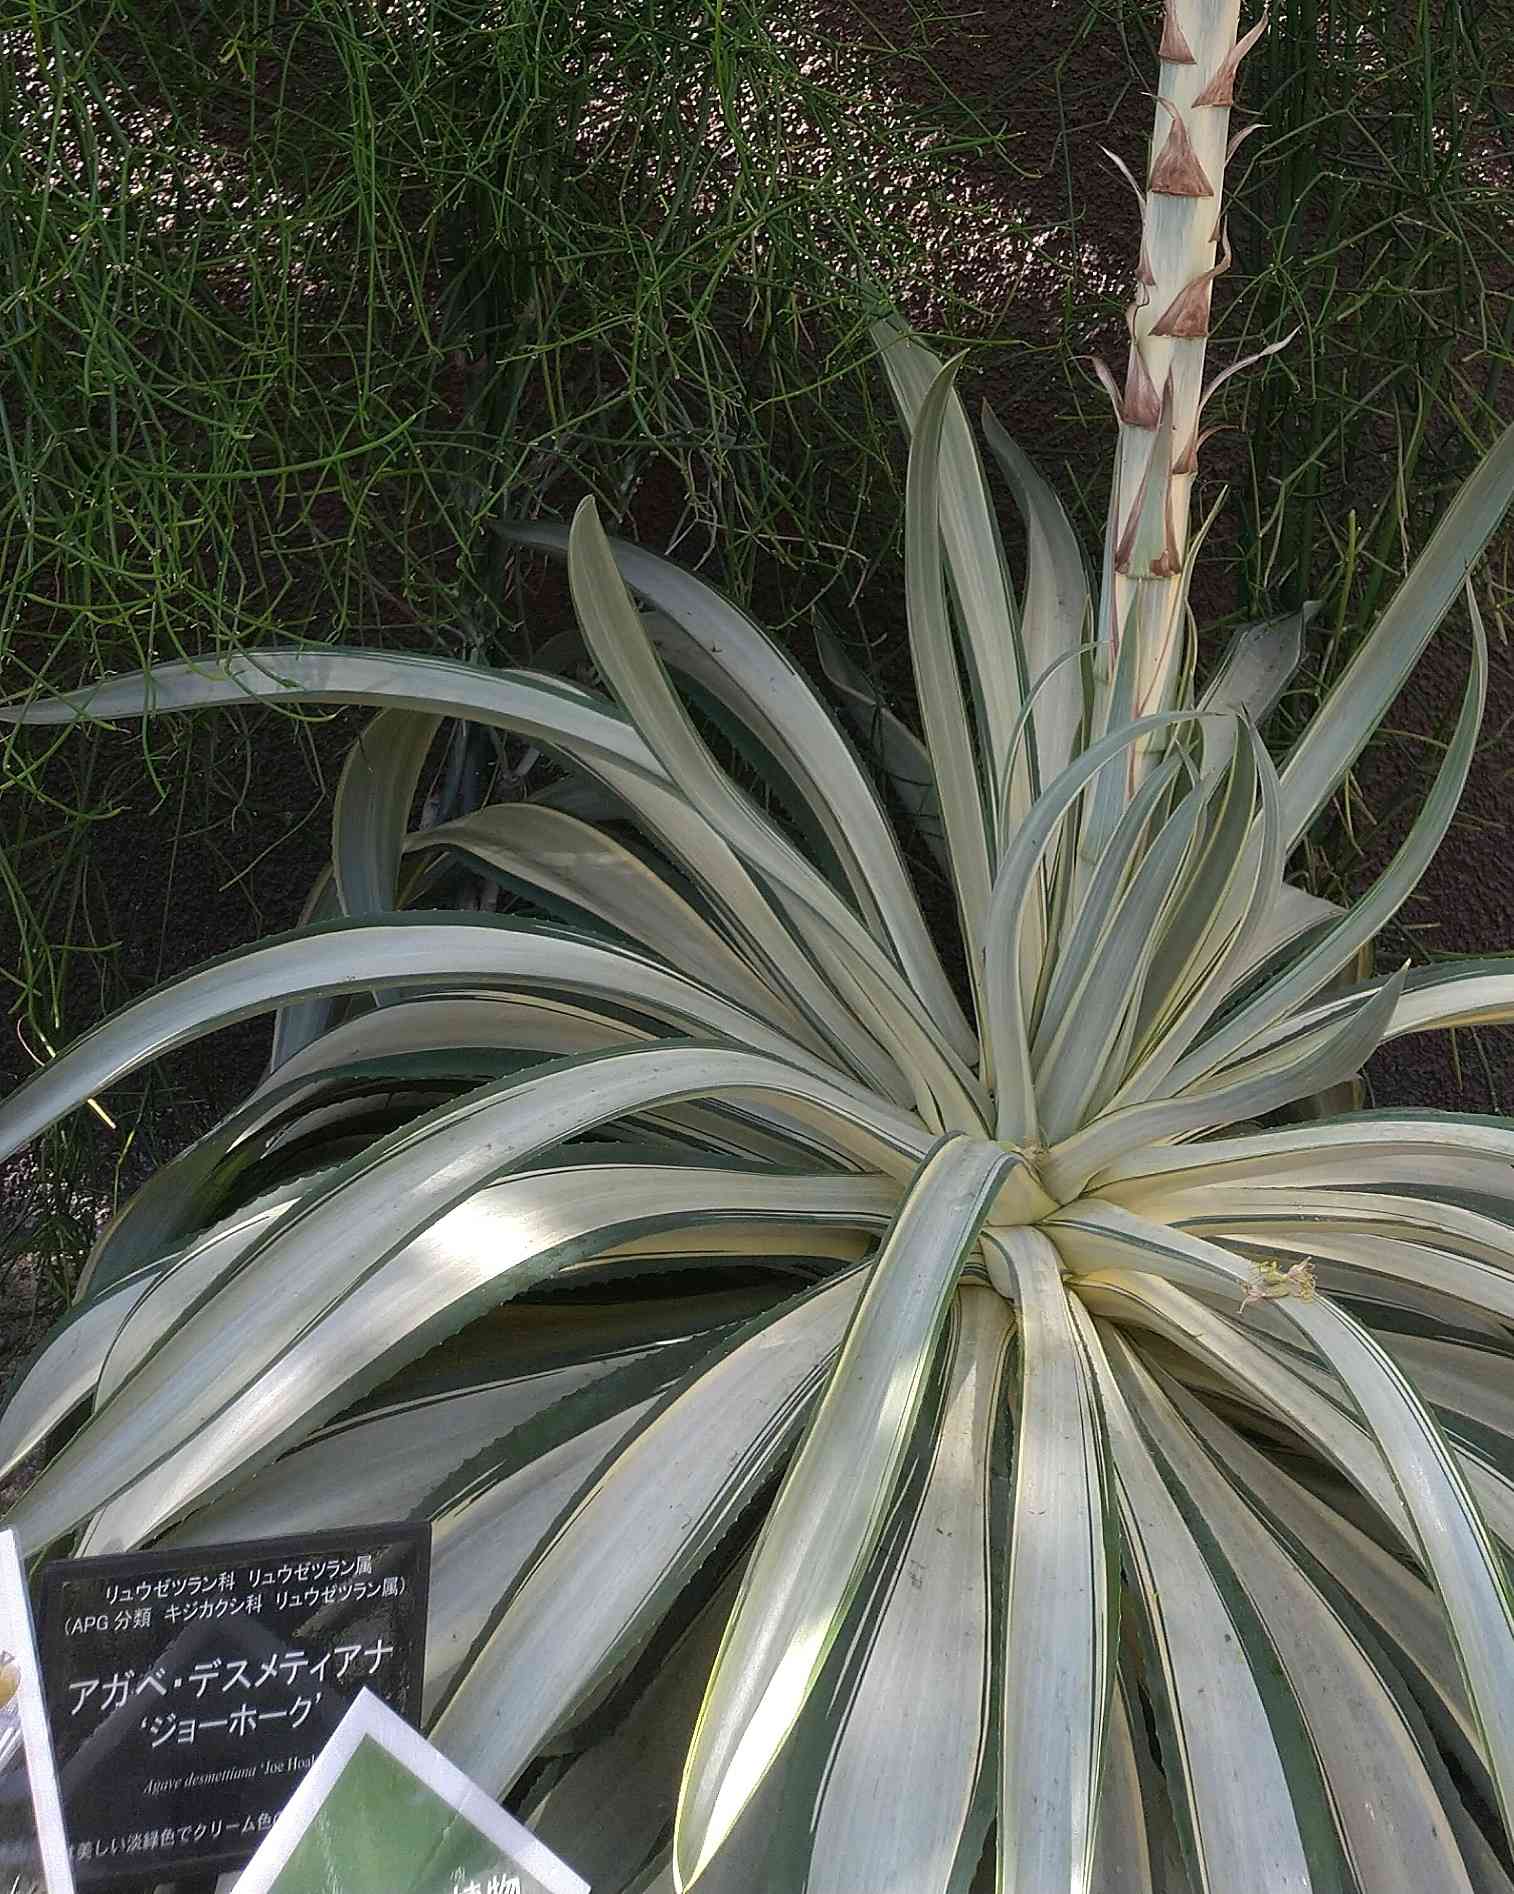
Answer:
xmin=5 ymin=9 xmax=1514 ymax=1888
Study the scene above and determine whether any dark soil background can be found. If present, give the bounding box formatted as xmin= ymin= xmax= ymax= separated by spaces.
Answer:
xmin=2 ymin=0 xmax=1512 ymax=1313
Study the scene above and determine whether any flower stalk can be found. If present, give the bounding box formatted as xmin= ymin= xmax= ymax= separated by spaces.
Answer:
xmin=1097 ymin=0 xmax=1267 ymax=729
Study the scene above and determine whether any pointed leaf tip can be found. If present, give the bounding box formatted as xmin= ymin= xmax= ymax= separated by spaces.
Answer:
xmin=1090 ymin=356 xmax=1126 ymax=427
xmin=1178 ymin=328 xmax=1296 ymax=468
xmin=1101 ymin=144 xmax=1148 ymax=213
xmin=1227 ymin=118 xmax=1268 ymax=163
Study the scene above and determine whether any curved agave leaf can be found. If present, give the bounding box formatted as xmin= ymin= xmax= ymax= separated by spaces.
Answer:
xmin=773 ymin=886 xmax=989 ymax=1137
xmin=1093 ymin=1680 xmax=1155 ymax=1894
xmin=1105 ymin=1328 xmax=1473 ymax=1892
xmin=1277 ymin=434 xmax=1514 ymax=845
xmin=405 ymin=804 xmax=820 ymax=1050
xmin=899 ymin=359 xmax=995 ymax=987
xmin=0 ymin=1270 xmax=152 ymax=1479
xmin=1112 ymin=1653 xmax=1196 ymax=1894
xmin=168 ymin=1353 xmax=645 ymax=1551
xmin=0 ymin=916 xmax=906 ymax=1169
xmin=1028 ymin=755 xmax=1186 ymax=1062
xmin=1061 ymin=1263 xmax=1415 ymax=1549
xmin=196 ymin=1318 xmax=750 ymax=1716
xmin=1078 ymin=1303 xmax=1314 ymax=1893
xmin=566 ymin=500 xmax=988 ymax=1136
xmin=1383 ymin=1335 xmax=1514 ymax=1445
xmin=8 ymin=1047 xmax=914 ymax=1552
xmin=984 ymin=706 xmax=1197 ymax=1144
xmin=675 ymin=1137 xmax=1017 ymax=1887
xmin=1168 ymin=600 xmax=1486 ymax=1091
xmin=1389 ymin=959 xmax=1514 ymax=1036
xmin=978 ymin=399 xmax=1092 ymax=795
xmin=1078 ymin=582 xmax=1145 ymax=869
xmin=416 ymin=1309 xmax=784 ymax=1715
xmin=801 ymin=1285 xmax=1011 ymax=1894
xmin=811 ymin=621 xmax=948 ymax=870
xmin=640 ymin=609 xmax=854 ymax=892
xmin=78 ymin=1043 xmax=528 ymax=1300
xmin=0 ymin=646 xmax=916 ymax=1112
xmin=245 ymin=993 xmax=817 ymax=1174
xmin=579 ymin=747 xmax=914 ymax=1106
xmin=0 ymin=648 xmax=662 ymax=779
xmin=426 ymin=1398 xmax=663 ymax=1718
xmin=1120 ymin=727 xmax=1283 ymax=1095
xmin=103 ymin=1200 xmax=841 ymax=1457
xmin=1040 ymin=967 xmax=1406 ymax=1202
xmin=1221 ymin=880 xmax=1342 ymax=988
xmin=500 ymin=519 xmax=974 ymax=1061
xmin=522 ymin=1561 xmax=749 ymax=1891
xmin=1196 ymin=603 xmax=1315 ymax=772
xmin=1063 ymin=1203 xmax=1514 ymax=1838
xmin=874 ymin=320 xmax=1026 ymax=816
xmin=1092 ymin=1113 xmax=1514 ymax=1205
xmin=1273 ymin=955 xmax=1514 ymax=1054
xmin=1152 ymin=1191 xmax=1514 ymax=1328
xmin=984 ymin=1228 xmax=1115 ymax=1894
xmin=431 ymin=1268 xmax=869 ymax=1788
xmin=1153 ymin=1369 xmax=1483 ymax=1769
xmin=267 ymin=864 xmax=344 ymax=1073
xmin=0 ymin=1173 xmax=321 ymax=1480
xmin=80 ymin=1165 xmax=891 ymax=1557
xmin=263 ymin=992 xmax=647 ymax=1087
xmin=332 ymin=708 xmax=443 ymax=916
xmin=1032 ymin=769 xmax=1206 ymax=1141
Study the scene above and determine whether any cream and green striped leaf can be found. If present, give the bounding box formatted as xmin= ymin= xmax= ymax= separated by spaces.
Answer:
xmin=985 ymin=1228 xmax=1115 ymax=1894
xmin=675 ymin=1138 xmax=1018 ymax=1886
xmin=798 ymin=1286 xmax=1011 ymax=1894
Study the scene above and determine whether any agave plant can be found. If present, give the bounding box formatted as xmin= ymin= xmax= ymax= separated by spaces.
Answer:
xmin=6 ymin=9 xmax=1514 ymax=1892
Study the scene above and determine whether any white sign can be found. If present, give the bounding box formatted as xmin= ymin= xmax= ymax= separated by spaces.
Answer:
xmin=0 ymin=1529 xmax=75 ymax=1893
xmin=234 ymin=1690 xmax=587 ymax=1894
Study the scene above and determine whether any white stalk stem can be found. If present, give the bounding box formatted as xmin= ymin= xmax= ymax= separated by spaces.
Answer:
xmin=1103 ymin=0 xmax=1262 ymax=733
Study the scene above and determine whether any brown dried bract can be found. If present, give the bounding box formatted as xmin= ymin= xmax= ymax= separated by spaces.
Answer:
xmin=1159 ymin=0 xmax=1196 ymax=63
xmin=1150 ymin=226 xmax=1233 ymax=338
xmin=1193 ymin=9 xmax=1269 ymax=108
xmin=1148 ymin=99 xmax=1214 ymax=197
xmin=1114 ymin=376 xmax=1181 ymax=576
xmin=1123 ymin=326 xmax=1163 ymax=426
